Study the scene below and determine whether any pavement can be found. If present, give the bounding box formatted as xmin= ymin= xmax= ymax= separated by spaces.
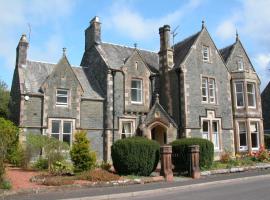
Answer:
xmin=2 ymin=168 xmax=270 ymax=200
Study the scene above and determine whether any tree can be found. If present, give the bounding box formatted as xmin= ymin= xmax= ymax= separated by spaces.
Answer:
xmin=0 ymin=80 xmax=10 ymax=119
xmin=70 ymin=131 xmax=96 ymax=172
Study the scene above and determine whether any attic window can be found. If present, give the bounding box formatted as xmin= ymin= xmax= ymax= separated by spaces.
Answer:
xmin=237 ymin=59 xmax=244 ymax=71
xmin=56 ymin=89 xmax=68 ymax=106
xmin=202 ymin=46 xmax=210 ymax=62
xmin=135 ymin=62 xmax=138 ymax=70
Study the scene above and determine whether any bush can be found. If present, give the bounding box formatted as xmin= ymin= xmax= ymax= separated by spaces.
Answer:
xmin=50 ymin=160 xmax=74 ymax=176
xmin=0 ymin=180 xmax=12 ymax=190
xmin=7 ymin=143 xmax=24 ymax=167
xmin=33 ymin=158 xmax=49 ymax=170
xmin=26 ymin=134 xmax=70 ymax=172
xmin=0 ymin=118 xmax=18 ymax=182
xmin=111 ymin=137 xmax=160 ymax=176
xmin=70 ymin=131 xmax=96 ymax=172
xmin=264 ymin=135 xmax=270 ymax=149
xmin=171 ymin=138 xmax=214 ymax=172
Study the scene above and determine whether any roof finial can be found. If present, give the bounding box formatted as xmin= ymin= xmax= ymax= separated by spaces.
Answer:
xmin=62 ymin=47 xmax=66 ymax=56
xmin=236 ymin=29 xmax=239 ymax=41
xmin=202 ymin=19 xmax=205 ymax=29
xmin=155 ymin=93 xmax=159 ymax=103
xmin=134 ymin=43 xmax=137 ymax=49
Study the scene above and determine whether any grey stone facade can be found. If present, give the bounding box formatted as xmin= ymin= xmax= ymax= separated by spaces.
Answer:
xmin=10 ymin=17 xmax=264 ymax=161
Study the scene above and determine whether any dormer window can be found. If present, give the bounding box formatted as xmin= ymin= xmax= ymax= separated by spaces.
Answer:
xmin=237 ymin=59 xmax=244 ymax=71
xmin=131 ymin=79 xmax=143 ymax=104
xmin=56 ymin=89 xmax=68 ymax=106
xmin=203 ymin=46 xmax=210 ymax=62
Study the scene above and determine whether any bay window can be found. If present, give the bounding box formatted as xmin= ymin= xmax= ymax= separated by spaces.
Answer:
xmin=238 ymin=122 xmax=247 ymax=151
xmin=250 ymin=122 xmax=259 ymax=150
xmin=235 ymin=82 xmax=244 ymax=107
xmin=247 ymin=83 xmax=256 ymax=108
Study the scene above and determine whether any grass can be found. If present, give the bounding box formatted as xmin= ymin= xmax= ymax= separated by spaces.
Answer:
xmin=0 ymin=180 xmax=12 ymax=190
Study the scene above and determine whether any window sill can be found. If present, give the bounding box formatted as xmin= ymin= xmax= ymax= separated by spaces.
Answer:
xmin=56 ymin=104 xmax=68 ymax=107
xmin=131 ymin=101 xmax=143 ymax=105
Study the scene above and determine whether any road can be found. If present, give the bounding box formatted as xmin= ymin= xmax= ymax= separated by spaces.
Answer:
xmin=3 ymin=169 xmax=270 ymax=200
xmin=114 ymin=174 xmax=270 ymax=200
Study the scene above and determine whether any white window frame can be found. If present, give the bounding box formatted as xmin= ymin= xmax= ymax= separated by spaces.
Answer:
xmin=201 ymin=77 xmax=216 ymax=104
xmin=48 ymin=118 xmax=74 ymax=147
xmin=202 ymin=120 xmax=210 ymax=140
xmin=202 ymin=45 xmax=210 ymax=62
xmin=247 ymin=82 xmax=256 ymax=108
xmin=238 ymin=121 xmax=248 ymax=151
xmin=119 ymin=118 xmax=136 ymax=139
xmin=201 ymin=77 xmax=208 ymax=103
xmin=250 ymin=121 xmax=259 ymax=150
xmin=212 ymin=121 xmax=220 ymax=150
xmin=56 ymin=89 xmax=69 ymax=106
xmin=131 ymin=79 xmax=143 ymax=104
xmin=237 ymin=59 xmax=244 ymax=71
xmin=235 ymin=82 xmax=245 ymax=108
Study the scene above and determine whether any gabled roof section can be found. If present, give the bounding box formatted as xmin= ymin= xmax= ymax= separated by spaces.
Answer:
xmin=19 ymin=58 xmax=103 ymax=100
xmin=143 ymin=96 xmax=177 ymax=128
xmin=173 ymin=31 xmax=201 ymax=67
xmin=98 ymin=42 xmax=159 ymax=73
xmin=219 ymin=44 xmax=235 ymax=63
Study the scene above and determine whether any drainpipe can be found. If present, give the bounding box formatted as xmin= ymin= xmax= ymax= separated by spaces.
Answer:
xmin=176 ymin=68 xmax=182 ymax=138
xmin=110 ymin=68 xmax=124 ymax=143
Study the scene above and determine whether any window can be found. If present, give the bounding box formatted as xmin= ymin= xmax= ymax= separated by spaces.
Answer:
xmin=238 ymin=122 xmax=247 ymax=151
xmin=250 ymin=122 xmax=259 ymax=150
xmin=131 ymin=79 xmax=142 ymax=103
xmin=237 ymin=59 xmax=244 ymax=71
xmin=235 ymin=82 xmax=244 ymax=107
xmin=56 ymin=89 xmax=68 ymax=106
xmin=209 ymin=79 xmax=216 ymax=103
xmin=121 ymin=122 xmax=133 ymax=139
xmin=50 ymin=119 xmax=73 ymax=146
xmin=247 ymin=83 xmax=256 ymax=108
xmin=201 ymin=77 xmax=216 ymax=104
xmin=202 ymin=46 xmax=209 ymax=62
xmin=202 ymin=119 xmax=220 ymax=150
xmin=212 ymin=121 xmax=219 ymax=149
xmin=202 ymin=78 xmax=208 ymax=102
xmin=202 ymin=120 xmax=210 ymax=140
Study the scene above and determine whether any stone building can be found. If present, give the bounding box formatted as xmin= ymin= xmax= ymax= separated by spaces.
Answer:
xmin=10 ymin=16 xmax=264 ymax=161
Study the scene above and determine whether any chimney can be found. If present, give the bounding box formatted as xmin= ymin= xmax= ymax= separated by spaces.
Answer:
xmin=85 ymin=16 xmax=101 ymax=50
xmin=158 ymin=25 xmax=174 ymax=116
xmin=16 ymin=34 xmax=28 ymax=68
xmin=158 ymin=25 xmax=173 ymax=71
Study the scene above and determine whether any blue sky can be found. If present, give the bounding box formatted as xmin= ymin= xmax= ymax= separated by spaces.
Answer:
xmin=1 ymin=0 xmax=270 ymax=90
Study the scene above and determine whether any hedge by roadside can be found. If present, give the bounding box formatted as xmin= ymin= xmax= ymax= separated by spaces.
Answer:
xmin=111 ymin=137 xmax=160 ymax=176
xmin=171 ymin=138 xmax=214 ymax=172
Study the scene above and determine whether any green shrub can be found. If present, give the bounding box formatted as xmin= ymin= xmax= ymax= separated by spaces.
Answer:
xmin=33 ymin=157 xmax=48 ymax=170
xmin=171 ymin=138 xmax=214 ymax=172
xmin=7 ymin=143 xmax=24 ymax=167
xmin=70 ymin=131 xmax=96 ymax=172
xmin=26 ymin=134 xmax=69 ymax=172
xmin=264 ymin=135 xmax=270 ymax=149
xmin=50 ymin=160 xmax=74 ymax=176
xmin=0 ymin=180 xmax=12 ymax=190
xmin=111 ymin=137 xmax=160 ymax=176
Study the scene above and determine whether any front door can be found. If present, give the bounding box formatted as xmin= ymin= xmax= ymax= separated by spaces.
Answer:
xmin=151 ymin=125 xmax=167 ymax=145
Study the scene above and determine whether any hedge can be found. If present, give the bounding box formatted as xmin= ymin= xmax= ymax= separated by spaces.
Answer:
xmin=111 ymin=137 xmax=160 ymax=176
xmin=171 ymin=138 xmax=214 ymax=172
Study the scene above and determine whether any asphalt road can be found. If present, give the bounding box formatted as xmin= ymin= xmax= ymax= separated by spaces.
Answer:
xmin=115 ymin=174 xmax=270 ymax=200
xmin=3 ymin=168 xmax=270 ymax=200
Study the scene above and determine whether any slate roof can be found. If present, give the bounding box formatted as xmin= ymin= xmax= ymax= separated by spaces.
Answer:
xmin=219 ymin=44 xmax=235 ymax=63
xmin=98 ymin=43 xmax=159 ymax=73
xmin=173 ymin=31 xmax=201 ymax=67
xmin=20 ymin=60 xmax=103 ymax=100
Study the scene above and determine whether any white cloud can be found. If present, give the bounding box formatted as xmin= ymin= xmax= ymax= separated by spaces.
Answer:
xmin=216 ymin=20 xmax=236 ymax=40
xmin=103 ymin=0 xmax=201 ymax=41
xmin=254 ymin=53 xmax=270 ymax=71
xmin=0 ymin=0 xmax=75 ymax=69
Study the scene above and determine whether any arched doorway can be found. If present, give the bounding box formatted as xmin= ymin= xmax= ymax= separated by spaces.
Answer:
xmin=151 ymin=124 xmax=167 ymax=145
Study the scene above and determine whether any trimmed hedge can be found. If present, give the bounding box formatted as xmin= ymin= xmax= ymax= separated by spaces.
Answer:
xmin=265 ymin=135 xmax=270 ymax=149
xmin=111 ymin=137 xmax=160 ymax=176
xmin=171 ymin=138 xmax=214 ymax=172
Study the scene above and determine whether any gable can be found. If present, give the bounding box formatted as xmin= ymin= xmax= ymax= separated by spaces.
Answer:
xmin=40 ymin=56 xmax=83 ymax=93
xmin=226 ymin=40 xmax=256 ymax=73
